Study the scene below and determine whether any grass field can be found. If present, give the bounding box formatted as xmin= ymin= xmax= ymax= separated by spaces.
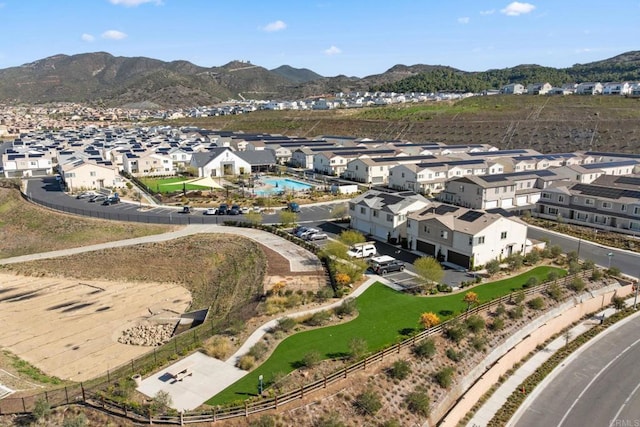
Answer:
xmin=139 ymin=177 xmax=213 ymax=194
xmin=208 ymin=265 xmax=564 ymax=405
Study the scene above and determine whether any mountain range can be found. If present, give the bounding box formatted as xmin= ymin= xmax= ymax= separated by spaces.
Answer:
xmin=1 ymin=51 xmax=639 ymax=108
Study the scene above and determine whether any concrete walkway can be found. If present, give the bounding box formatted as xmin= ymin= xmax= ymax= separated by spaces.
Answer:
xmin=455 ymin=292 xmax=638 ymax=427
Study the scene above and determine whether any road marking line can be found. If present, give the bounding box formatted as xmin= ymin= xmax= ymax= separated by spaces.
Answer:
xmin=609 ymin=380 xmax=640 ymax=426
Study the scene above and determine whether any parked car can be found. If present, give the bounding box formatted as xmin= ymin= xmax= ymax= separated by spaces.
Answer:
xmin=88 ymin=194 xmax=107 ymax=203
xmin=347 ymin=242 xmax=377 ymax=258
xmin=283 ymin=202 xmax=300 ymax=213
xmin=240 ymin=207 xmax=250 ymax=214
xmin=294 ymin=226 xmax=313 ymax=237
xmin=305 ymin=232 xmax=328 ymax=241
xmin=217 ymin=204 xmax=229 ymax=215
xmin=180 ymin=206 xmax=192 ymax=214
xmin=228 ymin=204 xmax=241 ymax=215
xmin=101 ymin=195 xmax=120 ymax=205
xmin=76 ymin=191 xmax=97 ymax=199
xmin=203 ymin=208 xmax=217 ymax=215
xmin=298 ymin=228 xmax=320 ymax=239
xmin=368 ymin=255 xmax=405 ymax=275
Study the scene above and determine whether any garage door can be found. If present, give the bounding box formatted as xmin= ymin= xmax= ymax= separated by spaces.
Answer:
xmin=417 ymin=240 xmax=436 ymax=256
xmin=485 ymin=200 xmax=498 ymax=209
xmin=447 ymin=250 xmax=470 ymax=269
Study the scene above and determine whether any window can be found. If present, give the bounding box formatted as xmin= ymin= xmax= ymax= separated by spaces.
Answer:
xmin=401 ymin=172 xmax=405 ymax=178
xmin=373 ymin=210 xmax=378 ymax=217
xmin=548 ymin=207 xmax=558 ymax=215
xmin=495 ymin=188 xmax=500 ymax=194
xmin=66 ymin=172 xmax=75 ymax=178
xmin=585 ymin=198 xmax=594 ymax=206
xmin=90 ymin=171 xmax=96 ymax=177
xmin=469 ymin=236 xmax=473 ymax=245
xmin=634 ymin=206 xmax=640 ymax=215
xmin=349 ymin=204 xmax=355 ymax=211
xmin=541 ymin=193 xmax=551 ymax=199
xmin=576 ymin=212 xmax=588 ymax=221
xmin=602 ymin=202 xmax=612 ymax=209
xmin=558 ymin=195 xmax=565 ymax=203
xmin=478 ymin=236 xmax=485 ymax=244
xmin=424 ymin=226 xmax=430 ymax=233
xmin=387 ymin=214 xmax=393 ymax=222
xmin=500 ymin=231 xmax=507 ymax=240
xmin=360 ymin=207 xmax=366 ymax=214
xmin=440 ymin=230 xmax=448 ymax=239
xmin=621 ymin=205 xmax=627 ymax=212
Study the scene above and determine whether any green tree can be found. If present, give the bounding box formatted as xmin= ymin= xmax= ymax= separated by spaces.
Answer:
xmin=349 ymin=337 xmax=368 ymax=361
xmin=463 ymin=291 xmax=479 ymax=312
xmin=150 ymin=390 xmax=172 ymax=414
xmin=330 ymin=203 xmax=349 ymax=220
xmin=414 ymin=256 xmax=444 ymax=290
xmin=279 ymin=210 xmax=297 ymax=227
xmin=244 ymin=210 xmax=263 ymax=225
xmin=301 ymin=350 xmax=322 ymax=368
xmin=321 ymin=240 xmax=349 ymax=259
xmin=32 ymin=397 xmax=51 ymax=422
xmin=338 ymin=229 xmax=366 ymax=246
xmin=485 ymin=259 xmax=501 ymax=275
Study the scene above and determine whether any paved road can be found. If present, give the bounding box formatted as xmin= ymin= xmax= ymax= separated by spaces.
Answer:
xmin=529 ymin=227 xmax=639 ymax=278
xmin=512 ymin=315 xmax=640 ymax=427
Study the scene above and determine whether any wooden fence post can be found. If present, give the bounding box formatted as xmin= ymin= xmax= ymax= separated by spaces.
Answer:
xmin=323 ymin=375 xmax=327 ymax=388
xmin=343 ymin=367 xmax=347 ymax=379
xmin=300 ymin=385 xmax=304 ymax=399
xmin=64 ymin=386 xmax=69 ymax=404
xmin=274 ymin=395 xmax=278 ymax=409
xmin=397 ymin=342 xmax=401 ymax=354
xmin=245 ymin=401 xmax=248 ymax=417
xmin=81 ymin=383 xmax=86 ymax=402
xmin=21 ymin=398 xmax=26 ymax=413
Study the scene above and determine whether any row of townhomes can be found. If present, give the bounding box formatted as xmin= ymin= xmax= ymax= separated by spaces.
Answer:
xmin=500 ymin=81 xmax=640 ymax=96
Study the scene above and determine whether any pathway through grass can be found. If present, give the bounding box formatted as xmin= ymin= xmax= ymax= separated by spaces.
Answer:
xmin=208 ymin=266 xmax=564 ymax=405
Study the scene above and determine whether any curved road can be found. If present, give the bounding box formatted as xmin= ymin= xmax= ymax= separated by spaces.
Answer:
xmin=512 ymin=314 xmax=640 ymax=427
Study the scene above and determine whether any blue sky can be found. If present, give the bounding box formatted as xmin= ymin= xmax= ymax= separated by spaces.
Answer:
xmin=1 ymin=0 xmax=638 ymax=77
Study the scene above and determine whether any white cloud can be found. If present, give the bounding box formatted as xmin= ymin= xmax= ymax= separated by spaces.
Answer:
xmin=458 ymin=17 xmax=470 ymax=24
xmin=324 ymin=45 xmax=342 ymax=56
xmin=108 ymin=0 xmax=162 ymax=6
xmin=81 ymin=33 xmax=95 ymax=42
xmin=575 ymin=48 xmax=593 ymax=53
xmin=101 ymin=30 xmax=128 ymax=40
xmin=480 ymin=9 xmax=495 ymax=15
xmin=501 ymin=2 xmax=536 ymax=16
xmin=262 ymin=20 xmax=287 ymax=32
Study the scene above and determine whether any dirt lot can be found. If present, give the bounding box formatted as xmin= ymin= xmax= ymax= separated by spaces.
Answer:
xmin=0 ymin=272 xmax=191 ymax=382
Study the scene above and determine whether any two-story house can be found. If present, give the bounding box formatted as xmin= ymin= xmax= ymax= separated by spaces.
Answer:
xmin=406 ymin=203 xmax=529 ymax=269
xmin=349 ymin=190 xmax=430 ymax=242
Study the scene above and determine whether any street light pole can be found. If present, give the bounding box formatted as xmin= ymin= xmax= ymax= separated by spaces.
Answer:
xmin=607 ymin=252 xmax=613 ymax=270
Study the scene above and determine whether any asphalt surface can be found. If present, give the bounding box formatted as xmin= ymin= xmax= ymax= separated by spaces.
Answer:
xmin=513 ymin=315 xmax=640 ymax=427
xmin=528 ymin=227 xmax=639 ymax=278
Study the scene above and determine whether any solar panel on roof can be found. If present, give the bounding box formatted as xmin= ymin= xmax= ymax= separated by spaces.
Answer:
xmin=573 ymin=184 xmax=628 ymax=199
xmin=434 ymin=205 xmax=460 ymax=215
xmin=458 ymin=210 xmax=484 ymax=222
xmin=616 ymin=176 xmax=640 ymax=186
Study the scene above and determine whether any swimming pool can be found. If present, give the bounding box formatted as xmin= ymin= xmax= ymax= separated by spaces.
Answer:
xmin=254 ymin=177 xmax=314 ymax=196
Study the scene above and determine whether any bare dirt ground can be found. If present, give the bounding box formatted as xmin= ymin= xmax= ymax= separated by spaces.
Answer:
xmin=0 ymin=272 xmax=191 ymax=383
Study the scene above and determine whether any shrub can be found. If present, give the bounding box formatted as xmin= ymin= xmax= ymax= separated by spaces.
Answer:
xmin=63 ymin=414 xmax=87 ymax=427
xmin=523 ymin=276 xmax=539 ymax=289
xmin=582 ymin=259 xmax=595 ymax=270
xmin=444 ymin=321 xmax=466 ymax=343
xmin=550 ymin=245 xmax=563 ymax=258
xmin=612 ymin=295 xmax=626 ymax=310
xmin=315 ymin=287 xmax=334 ymax=302
xmin=513 ymin=291 xmax=526 ymax=304
xmin=315 ymin=412 xmax=345 ymax=427
xmin=471 ymin=334 xmax=487 ymax=351
xmin=237 ymin=355 xmax=256 ymax=370
xmin=249 ymin=415 xmax=276 ymax=427
xmin=568 ymin=261 xmax=582 ymax=275
xmin=32 ymin=397 xmax=51 ymax=421
xmin=527 ymin=297 xmax=545 ymax=310
xmin=334 ymin=298 xmax=357 ymax=317
xmin=388 ymin=360 xmax=411 ymax=380
xmin=465 ymin=315 xmax=486 ymax=333
xmin=349 ymin=337 xmax=368 ymax=361
xmin=335 ymin=273 xmax=351 ymax=287
xmin=607 ymin=267 xmax=621 ymax=277
xmin=566 ymin=250 xmax=579 ymax=263
xmin=490 ymin=317 xmax=505 ymax=331
xmin=305 ymin=310 xmax=331 ymax=326
xmin=485 ymin=259 xmax=501 ymax=275
xmin=524 ymin=250 xmax=541 ymax=265
xmin=507 ymin=254 xmax=524 ymax=271
xmin=508 ymin=305 xmax=524 ymax=319
xmin=437 ymin=283 xmax=453 ymax=293
xmin=413 ymin=338 xmax=436 ymax=358
xmin=276 ymin=317 xmax=297 ymax=333
xmin=419 ymin=312 xmax=441 ymax=329
xmin=591 ymin=269 xmax=604 ymax=280
xmin=446 ymin=347 xmax=464 ymax=362
xmin=354 ymin=389 xmax=382 ymax=415
xmin=547 ymin=270 xmax=560 ymax=282
xmin=569 ymin=277 xmax=586 ymax=292
xmin=248 ymin=342 xmax=269 ymax=360
xmin=151 ymin=390 xmax=172 ymax=414
xmin=546 ymin=282 xmax=564 ymax=301
xmin=495 ymin=303 xmax=506 ymax=317
xmin=435 ymin=366 xmax=455 ymax=388
xmin=405 ymin=387 xmax=430 ymax=416
xmin=301 ymin=350 xmax=322 ymax=368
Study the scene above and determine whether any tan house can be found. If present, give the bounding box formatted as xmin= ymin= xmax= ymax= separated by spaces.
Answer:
xmin=60 ymin=159 xmax=124 ymax=192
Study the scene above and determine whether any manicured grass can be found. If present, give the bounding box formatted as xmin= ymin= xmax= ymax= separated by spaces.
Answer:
xmin=139 ymin=177 xmax=212 ymax=194
xmin=208 ymin=266 xmax=564 ymax=405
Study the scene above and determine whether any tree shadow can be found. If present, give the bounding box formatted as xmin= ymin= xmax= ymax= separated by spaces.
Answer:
xmin=439 ymin=310 xmax=454 ymax=317
xmin=325 ymin=351 xmax=349 ymax=360
xmin=398 ymin=327 xmax=416 ymax=337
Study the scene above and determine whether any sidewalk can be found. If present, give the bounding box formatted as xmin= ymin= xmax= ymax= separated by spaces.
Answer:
xmin=450 ymin=291 xmax=637 ymax=427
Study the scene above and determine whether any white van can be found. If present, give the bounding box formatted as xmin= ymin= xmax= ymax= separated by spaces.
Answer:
xmin=347 ymin=242 xmax=377 ymax=258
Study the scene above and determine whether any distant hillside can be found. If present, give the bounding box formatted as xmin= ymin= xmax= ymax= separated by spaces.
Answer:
xmin=1 ymin=51 xmax=640 ymax=107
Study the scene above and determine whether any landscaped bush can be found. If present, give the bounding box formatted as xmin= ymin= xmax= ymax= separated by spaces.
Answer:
xmin=495 ymin=303 xmax=506 ymax=317
xmin=465 ymin=315 xmax=486 ymax=333
xmin=569 ymin=277 xmax=586 ymax=292
xmin=413 ymin=338 xmax=436 ymax=358
xmin=507 ymin=254 xmax=524 ymax=271
xmin=444 ymin=321 xmax=467 ymax=343
xmin=446 ymin=347 xmax=464 ymax=362
xmin=437 ymin=283 xmax=453 ymax=293
xmin=550 ymin=245 xmax=563 ymax=258
xmin=237 ymin=355 xmax=256 ymax=370
xmin=546 ymin=282 xmax=564 ymax=301
xmin=606 ymin=267 xmax=621 ymax=277
xmin=388 ymin=360 xmax=411 ymax=380
xmin=471 ymin=334 xmax=487 ymax=352
xmin=435 ymin=366 xmax=455 ymax=388
xmin=490 ymin=317 xmax=505 ymax=331
xmin=333 ymin=298 xmax=357 ymax=317
xmin=248 ymin=342 xmax=269 ymax=360
xmin=524 ymin=250 xmax=541 ymax=265
xmin=513 ymin=291 xmax=526 ymax=304
xmin=508 ymin=305 xmax=524 ymax=319
xmin=204 ymin=336 xmax=232 ymax=359
xmin=305 ymin=310 xmax=331 ymax=326
xmin=566 ymin=250 xmax=579 ymax=263
xmin=276 ymin=317 xmax=297 ymax=333
xmin=523 ymin=276 xmax=539 ymax=288
xmin=301 ymin=350 xmax=321 ymax=368
xmin=568 ymin=261 xmax=582 ymax=275
xmin=485 ymin=259 xmax=501 ymax=275
xmin=348 ymin=337 xmax=368 ymax=361
xmin=612 ymin=295 xmax=626 ymax=309
xmin=353 ymin=389 xmax=382 ymax=415
xmin=582 ymin=259 xmax=595 ymax=270
xmin=315 ymin=286 xmax=334 ymax=302
xmin=527 ymin=297 xmax=545 ymax=310
xmin=547 ymin=270 xmax=560 ymax=282
xmin=591 ymin=269 xmax=604 ymax=280
xmin=405 ymin=387 xmax=430 ymax=416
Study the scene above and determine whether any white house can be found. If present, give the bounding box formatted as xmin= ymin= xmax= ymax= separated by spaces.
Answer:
xmin=1 ymin=151 xmax=53 ymax=178
xmin=122 ymin=151 xmax=174 ymax=177
xmin=501 ymin=83 xmax=525 ymax=95
xmin=602 ymin=82 xmax=630 ymax=95
xmin=575 ymin=82 xmax=603 ymax=95
xmin=526 ymin=82 xmax=552 ymax=95
xmin=349 ymin=190 xmax=430 ymax=242
xmin=406 ymin=204 xmax=529 ymax=269
xmin=60 ymin=159 xmax=125 ymax=192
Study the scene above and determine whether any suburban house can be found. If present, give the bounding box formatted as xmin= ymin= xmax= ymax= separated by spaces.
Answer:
xmin=388 ymin=159 xmax=491 ymax=195
xmin=59 ymin=159 xmax=125 ymax=192
xmin=1 ymin=151 xmax=53 ymax=178
xmin=121 ymin=151 xmax=174 ymax=177
xmin=553 ymin=160 xmax=639 ymax=184
xmin=313 ymin=149 xmax=397 ymax=176
xmin=439 ymin=169 xmax=569 ymax=210
xmin=190 ymin=147 xmax=276 ymax=177
xmin=535 ymin=175 xmax=640 ymax=236
xmin=501 ymin=83 xmax=525 ymax=94
xmin=349 ymin=190 xmax=430 ymax=242
xmin=575 ymin=82 xmax=603 ymax=95
xmin=527 ymin=82 xmax=552 ymax=95
xmin=602 ymin=82 xmax=631 ymax=95
xmin=342 ymin=155 xmax=436 ymax=185
xmin=406 ymin=203 xmax=529 ymax=269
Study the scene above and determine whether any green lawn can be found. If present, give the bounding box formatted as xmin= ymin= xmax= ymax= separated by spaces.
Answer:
xmin=208 ymin=265 xmax=564 ymax=405
xmin=139 ymin=177 xmax=213 ymax=194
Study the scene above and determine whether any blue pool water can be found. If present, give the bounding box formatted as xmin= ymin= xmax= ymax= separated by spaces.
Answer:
xmin=254 ymin=177 xmax=314 ymax=196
